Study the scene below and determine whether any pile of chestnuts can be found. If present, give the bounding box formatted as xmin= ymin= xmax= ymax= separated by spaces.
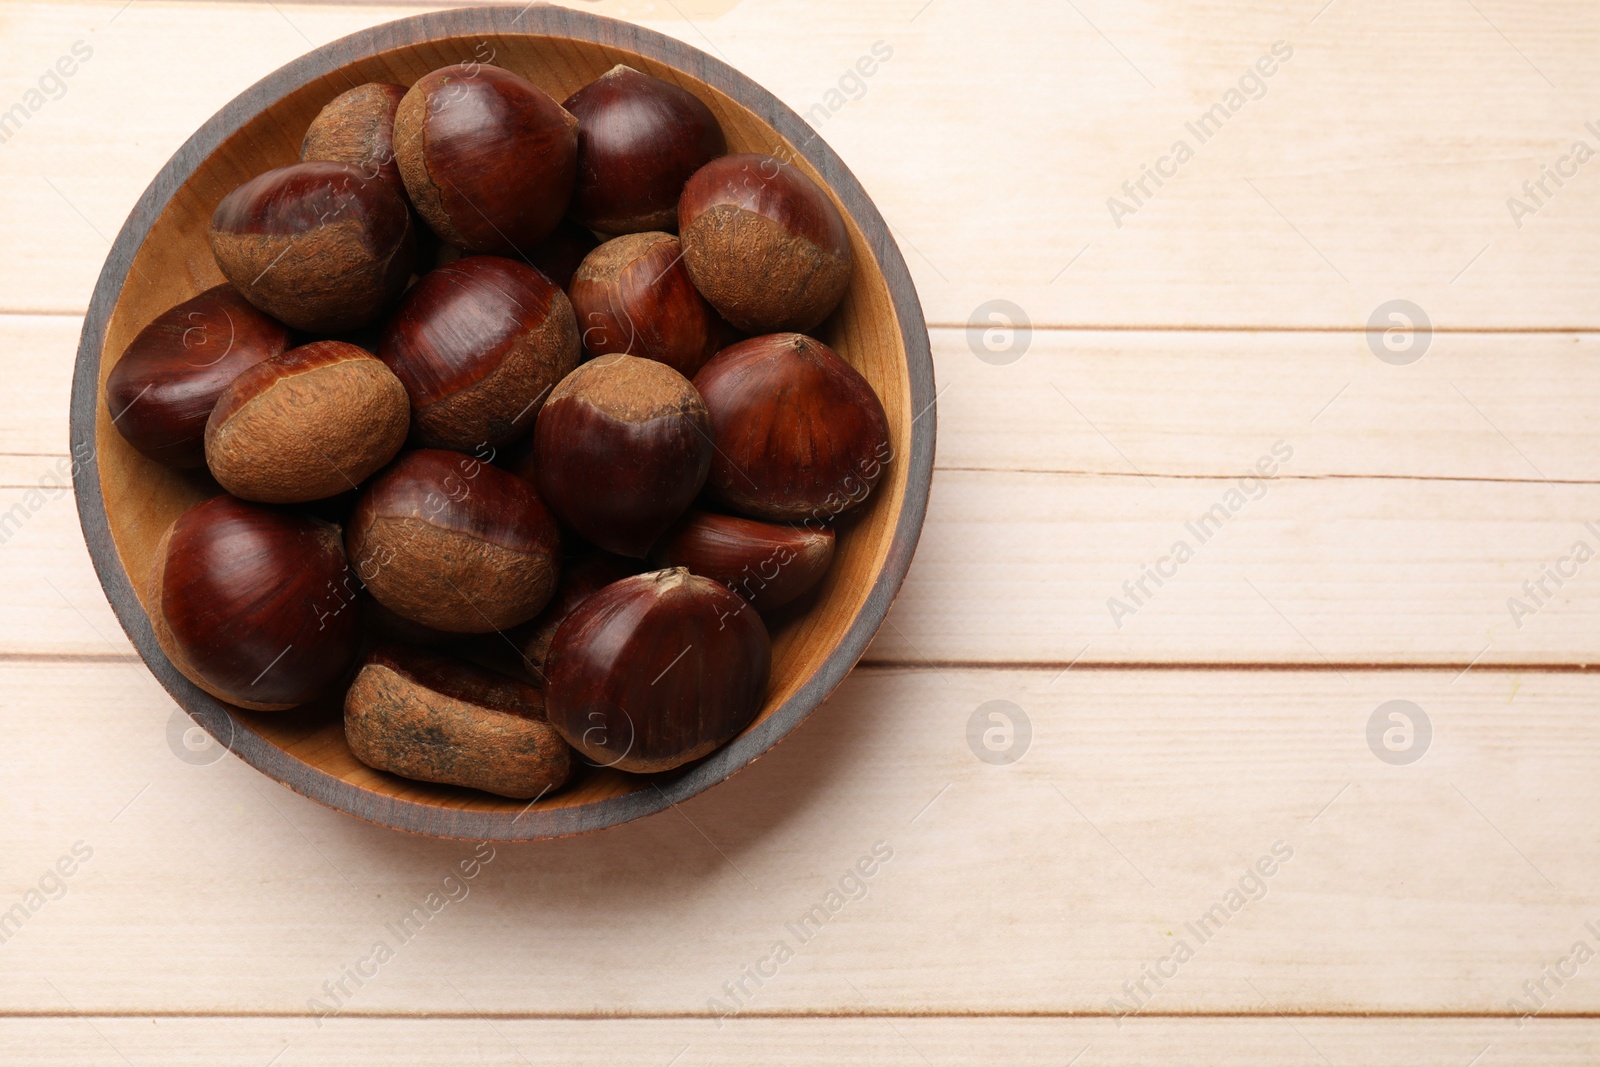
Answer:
xmin=111 ymin=60 xmax=893 ymax=799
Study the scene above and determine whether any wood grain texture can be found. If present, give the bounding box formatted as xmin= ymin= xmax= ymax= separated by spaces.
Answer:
xmin=22 ymin=315 xmax=1600 ymax=483
xmin=21 ymin=465 xmax=1600 ymax=668
xmin=3 ymin=1 xmax=1600 ymax=327
xmin=2 ymin=661 xmax=1597 ymax=1015
xmin=2 ymin=1017 xmax=1598 ymax=1066
xmin=878 ymin=471 xmax=1600 ymax=667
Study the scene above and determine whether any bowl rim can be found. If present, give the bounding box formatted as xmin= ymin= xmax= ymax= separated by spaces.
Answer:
xmin=70 ymin=3 xmax=936 ymax=841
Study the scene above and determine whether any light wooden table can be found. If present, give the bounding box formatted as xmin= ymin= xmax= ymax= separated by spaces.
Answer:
xmin=2 ymin=0 xmax=1598 ymax=1062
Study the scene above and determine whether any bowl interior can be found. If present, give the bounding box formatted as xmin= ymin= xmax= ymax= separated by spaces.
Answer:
xmin=88 ymin=19 xmax=917 ymax=833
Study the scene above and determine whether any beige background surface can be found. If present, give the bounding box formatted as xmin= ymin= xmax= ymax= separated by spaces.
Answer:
xmin=1 ymin=0 xmax=1597 ymax=1062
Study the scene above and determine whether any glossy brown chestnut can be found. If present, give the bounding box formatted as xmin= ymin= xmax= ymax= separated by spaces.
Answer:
xmin=345 ymin=645 xmax=572 ymax=799
xmin=569 ymin=232 xmax=730 ymax=377
xmin=524 ymin=217 xmax=600 ymax=289
xmin=105 ymin=284 xmax=291 ymax=468
xmin=651 ymin=509 xmax=835 ymax=611
xmin=147 ymin=495 xmax=360 ymax=710
xmin=545 ymin=568 xmax=770 ymax=773
xmin=209 ymin=158 xmax=416 ymax=331
xmin=394 ymin=63 xmax=577 ymax=255
xmin=346 ymin=449 xmax=560 ymax=633
xmin=300 ymin=82 xmax=408 ymax=195
xmin=695 ymin=333 xmax=891 ymax=522
xmin=533 ymin=354 xmax=712 ymax=557
xmin=204 ymin=340 xmax=409 ymax=503
xmin=378 ymin=255 xmax=580 ymax=451
xmin=209 ymin=161 xmax=415 ymax=333
xmin=678 ymin=153 xmax=852 ymax=333
xmin=562 ymin=64 xmax=725 ymax=235
xmin=512 ymin=549 xmax=639 ymax=682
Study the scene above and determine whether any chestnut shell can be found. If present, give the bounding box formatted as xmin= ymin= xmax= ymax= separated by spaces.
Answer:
xmin=346 ymin=449 xmax=561 ymax=633
xmin=569 ymin=231 xmax=730 ymax=377
xmin=345 ymin=645 xmax=572 ymax=799
xmin=650 ymin=509 xmax=835 ymax=611
xmin=394 ymin=63 xmax=578 ymax=256
xmin=511 ymin=549 xmax=641 ymax=683
xmin=533 ymin=354 xmax=712 ymax=558
xmin=563 ymin=64 xmax=725 ymax=235
xmin=545 ymin=568 xmax=771 ymax=773
xmin=204 ymin=340 xmax=410 ymax=503
xmin=105 ymin=284 xmax=292 ymax=468
xmin=378 ymin=255 xmax=581 ymax=451
xmin=209 ymin=160 xmax=416 ymax=334
xmin=147 ymin=495 xmax=360 ymax=710
xmin=678 ymin=153 xmax=852 ymax=333
xmin=300 ymin=82 xmax=409 ymax=195
xmin=694 ymin=333 xmax=891 ymax=522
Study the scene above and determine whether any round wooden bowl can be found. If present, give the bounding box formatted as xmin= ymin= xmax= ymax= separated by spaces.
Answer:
xmin=70 ymin=6 xmax=934 ymax=841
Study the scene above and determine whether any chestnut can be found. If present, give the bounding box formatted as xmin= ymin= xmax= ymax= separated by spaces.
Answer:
xmin=678 ymin=153 xmax=852 ymax=333
xmin=346 ymin=449 xmax=560 ymax=633
xmin=533 ymin=354 xmax=712 ymax=557
xmin=105 ymin=284 xmax=291 ymax=468
xmin=545 ymin=568 xmax=770 ymax=772
xmin=204 ymin=340 xmax=409 ymax=504
xmin=147 ymin=495 xmax=360 ymax=710
xmin=345 ymin=645 xmax=572 ymax=799
xmin=378 ymin=255 xmax=580 ymax=451
xmin=695 ymin=333 xmax=891 ymax=522
xmin=209 ymin=160 xmax=416 ymax=333
xmin=524 ymin=217 xmax=600 ymax=290
xmin=651 ymin=509 xmax=835 ymax=611
xmin=300 ymin=82 xmax=408 ymax=196
xmin=562 ymin=64 xmax=725 ymax=235
xmin=569 ymin=232 xmax=730 ymax=377
xmin=512 ymin=549 xmax=640 ymax=682
xmin=394 ymin=63 xmax=577 ymax=255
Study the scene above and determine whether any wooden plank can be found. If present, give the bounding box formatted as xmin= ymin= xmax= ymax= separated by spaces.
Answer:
xmin=1 ymin=1016 xmax=1597 ymax=1066
xmin=21 ymin=461 xmax=1600 ymax=665
xmin=26 ymin=311 xmax=1600 ymax=483
xmin=930 ymin=327 xmax=1600 ymax=482
xmin=2 ymin=1 xmax=1600 ymax=327
xmin=0 ymin=315 xmax=75 ymax=463
xmin=878 ymin=470 xmax=1600 ymax=666
xmin=3 ymin=661 xmax=1598 ymax=1015
xmin=0 ymin=489 xmax=129 ymax=658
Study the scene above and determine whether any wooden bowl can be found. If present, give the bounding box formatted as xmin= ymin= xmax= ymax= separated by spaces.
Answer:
xmin=70 ymin=6 xmax=934 ymax=841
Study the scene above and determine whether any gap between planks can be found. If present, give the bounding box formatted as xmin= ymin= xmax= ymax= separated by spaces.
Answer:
xmin=1 ymin=1009 xmax=1597 ymax=1020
